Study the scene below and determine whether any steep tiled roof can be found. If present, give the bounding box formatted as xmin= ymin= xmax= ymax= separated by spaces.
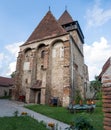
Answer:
xmin=58 ymin=10 xmax=74 ymax=25
xmin=98 ymin=57 xmax=111 ymax=80
xmin=23 ymin=11 xmax=67 ymax=45
xmin=0 ymin=76 xmax=14 ymax=87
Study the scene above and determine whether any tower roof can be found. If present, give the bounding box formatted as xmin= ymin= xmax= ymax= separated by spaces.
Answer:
xmin=23 ymin=11 xmax=67 ymax=45
xmin=58 ymin=10 xmax=74 ymax=25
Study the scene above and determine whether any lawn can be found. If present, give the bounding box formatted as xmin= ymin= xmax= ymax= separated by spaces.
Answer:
xmin=0 ymin=96 xmax=11 ymax=99
xmin=25 ymin=100 xmax=103 ymax=130
xmin=0 ymin=116 xmax=48 ymax=130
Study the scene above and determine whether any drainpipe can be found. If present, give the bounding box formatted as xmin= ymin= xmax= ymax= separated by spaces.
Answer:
xmin=69 ymin=34 xmax=75 ymax=101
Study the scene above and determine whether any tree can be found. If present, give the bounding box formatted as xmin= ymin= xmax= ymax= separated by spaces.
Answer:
xmin=10 ymin=71 xmax=16 ymax=78
xmin=90 ymin=76 xmax=102 ymax=99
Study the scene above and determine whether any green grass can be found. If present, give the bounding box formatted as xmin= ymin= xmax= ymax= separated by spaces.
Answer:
xmin=0 ymin=116 xmax=48 ymax=130
xmin=25 ymin=101 xmax=104 ymax=130
xmin=0 ymin=96 xmax=11 ymax=99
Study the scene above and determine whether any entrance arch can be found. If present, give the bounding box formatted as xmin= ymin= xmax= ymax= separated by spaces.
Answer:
xmin=35 ymin=90 xmax=41 ymax=104
xmin=37 ymin=91 xmax=41 ymax=104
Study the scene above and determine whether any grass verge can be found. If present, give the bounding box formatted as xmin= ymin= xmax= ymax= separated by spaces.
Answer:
xmin=0 ymin=96 xmax=11 ymax=99
xmin=25 ymin=101 xmax=103 ymax=130
xmin=0 ymin=116 xmax=48 ymax=130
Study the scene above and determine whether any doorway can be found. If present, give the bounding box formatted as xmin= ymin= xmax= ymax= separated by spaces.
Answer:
xmin=35 ymin=90 xmax=41 ymax=104
xmin=37 ymin=91 xmax=41 ymax=104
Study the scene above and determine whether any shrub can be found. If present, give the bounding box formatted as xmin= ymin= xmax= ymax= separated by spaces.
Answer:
xmin=13 ymin=110 xmax=19 ymax=117
xmin=65 ymin=116 xmax=94 ymax=130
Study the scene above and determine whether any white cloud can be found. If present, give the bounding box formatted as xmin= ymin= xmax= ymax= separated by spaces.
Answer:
xmin=85 ymin=0 xmax=111 ymax=28
xmin=0 ymin=53 xmax=4 ymax=68
xmin=0 ymin=41 xmax=23 ymax=77
xmin=4 ymin=41 xmax=24 ymax=77
xmin=6 ymin=62 xmax=16 ymax=76
xmin=5 ymin=41 xmax=23 ymax=57
xmin=0 ymin=53 xmax=4 ymax=61
xmin=84 ymin=37 xmax=111 ymax=81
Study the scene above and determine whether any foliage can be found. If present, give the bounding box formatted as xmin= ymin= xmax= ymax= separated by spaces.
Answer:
xmin=13 ymin=110 xmax=19 ymax=117
xmin=96 ymin=91 xmax=102 ymax=100
xmin=10 ymin=71 xmax=16 ymax=78
xmin=65 ymin=116 xmax=94 ymax=130
xmin=96 ymin=100 xmax=103 ymax=107
xmin=0 ymin=96 xmax=11 ymax=99
xmin=0 ymin=116 xmax=48 ymax=130
xmin=74 ymin=116 xmax=94 ymax=130
xmin=90 ymin=76 xmax=102 ymax=99
xmin=75 ymin=90 xmax=83 ymax=104
xmin=25 ymin=101 xmax=104 ymax=130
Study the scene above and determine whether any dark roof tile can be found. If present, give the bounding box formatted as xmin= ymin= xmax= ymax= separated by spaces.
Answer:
xmin=0 ymin=76 xmax=14 ymax=87
xmin=23 ymin=11 xmax=67 ymax=45
xmin=98 ymin=57 xmax=111 ymax=79
xmin=58 ymin=10 xmax=74 ymax=25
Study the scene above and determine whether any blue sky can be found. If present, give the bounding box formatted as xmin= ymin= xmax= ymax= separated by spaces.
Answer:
xmin=0 ymin=0 xmax=111 ymax=80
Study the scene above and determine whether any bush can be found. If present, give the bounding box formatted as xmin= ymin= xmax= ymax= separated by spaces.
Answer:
xmin=74 ymin=116 xmax=94 ymax=130
xmin=96 ymin=100 xmax=102 ymax=107
xmin=96 ymin=91 xmax=102 ymax=100
xmin=13 ymin=110 xmax=19 ymax=117
xmin=65 ymin=116 xmax=94 ymax=130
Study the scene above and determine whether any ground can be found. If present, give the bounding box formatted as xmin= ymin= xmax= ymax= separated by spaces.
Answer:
xmin=0 ymin=99 xmax=69 ymax=129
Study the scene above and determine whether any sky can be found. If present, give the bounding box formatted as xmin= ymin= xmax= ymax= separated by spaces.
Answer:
xmin=0 ymin=0 xmax=111 ymax=81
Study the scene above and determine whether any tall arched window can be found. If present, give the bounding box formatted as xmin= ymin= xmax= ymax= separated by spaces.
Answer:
xmin=23 ymin=48 xmax=32 ymax=71
xmin=51 ymin=41 xmax=64 ymax=98
xmin=41 ymin=50 xmax=45 ymax=58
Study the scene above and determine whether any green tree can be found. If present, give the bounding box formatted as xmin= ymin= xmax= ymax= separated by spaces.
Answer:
xmin=10 ymin=71 xmax=16 ymax=78
xmin=90 ymin=76 xmax=102 ymax=99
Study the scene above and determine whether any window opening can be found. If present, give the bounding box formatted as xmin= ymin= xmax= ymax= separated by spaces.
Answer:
xmin=41 ymin=50 xmax=45 ymax=58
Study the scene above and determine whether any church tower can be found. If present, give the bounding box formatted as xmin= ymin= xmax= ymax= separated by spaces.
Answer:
xmin=13 ymin=10 xmax=89 ymax=106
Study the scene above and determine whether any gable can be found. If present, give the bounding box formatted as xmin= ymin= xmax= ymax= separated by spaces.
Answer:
xmin=23 ymin=11 xmax=67 ymax=46
xmin=58 ymin=10 xmax=74 ymax=25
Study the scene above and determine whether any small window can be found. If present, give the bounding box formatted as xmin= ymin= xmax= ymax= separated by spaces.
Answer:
xmin=74 ymin=63 xmax=78 ymax=71
xmin=41 ymin=50 xmax=45 ymax=58
xmin=25 ymin=79 xmax=28 ymax=84
xmin=41 ymin=64 xmax=44 ymax=69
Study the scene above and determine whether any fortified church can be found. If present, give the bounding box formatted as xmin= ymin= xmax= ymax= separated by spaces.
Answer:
xmin=13 ymin=10 xmax=89 ymax=106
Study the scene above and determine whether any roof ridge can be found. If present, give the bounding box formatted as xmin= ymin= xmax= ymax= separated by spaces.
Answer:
xmin=58 ymin=10 xmax=74 ymax=25
xmin=0 ymin=76 xmax=12 ymax=79
xmin=23 ymin=11 xmax=67 ymax=46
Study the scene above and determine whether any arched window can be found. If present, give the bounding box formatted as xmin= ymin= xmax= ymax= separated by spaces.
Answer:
xmin=41 ymin=50 xmax=45 ymax=58
xmin=24 ymin=48 xmax=32 ymax=61
xmin=23 ymin=48 xmax=32 ymax=70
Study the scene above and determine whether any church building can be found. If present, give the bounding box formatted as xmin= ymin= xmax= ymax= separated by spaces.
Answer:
xmin=13 ymin=10 xmax=89 ymax=106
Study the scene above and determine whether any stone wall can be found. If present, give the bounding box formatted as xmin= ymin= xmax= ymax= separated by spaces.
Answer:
xmin=102 ymin=75 xmax=111 ymax=130
xmin=0 ymin=86 xmax=11 ymax=97
xmin=71 ymin=31 xmax=85 ymax=99
xmin=14 ymin=31 xmax=87 ymax=107
xmin=13 ymin=52 xmax=24 ymax=100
